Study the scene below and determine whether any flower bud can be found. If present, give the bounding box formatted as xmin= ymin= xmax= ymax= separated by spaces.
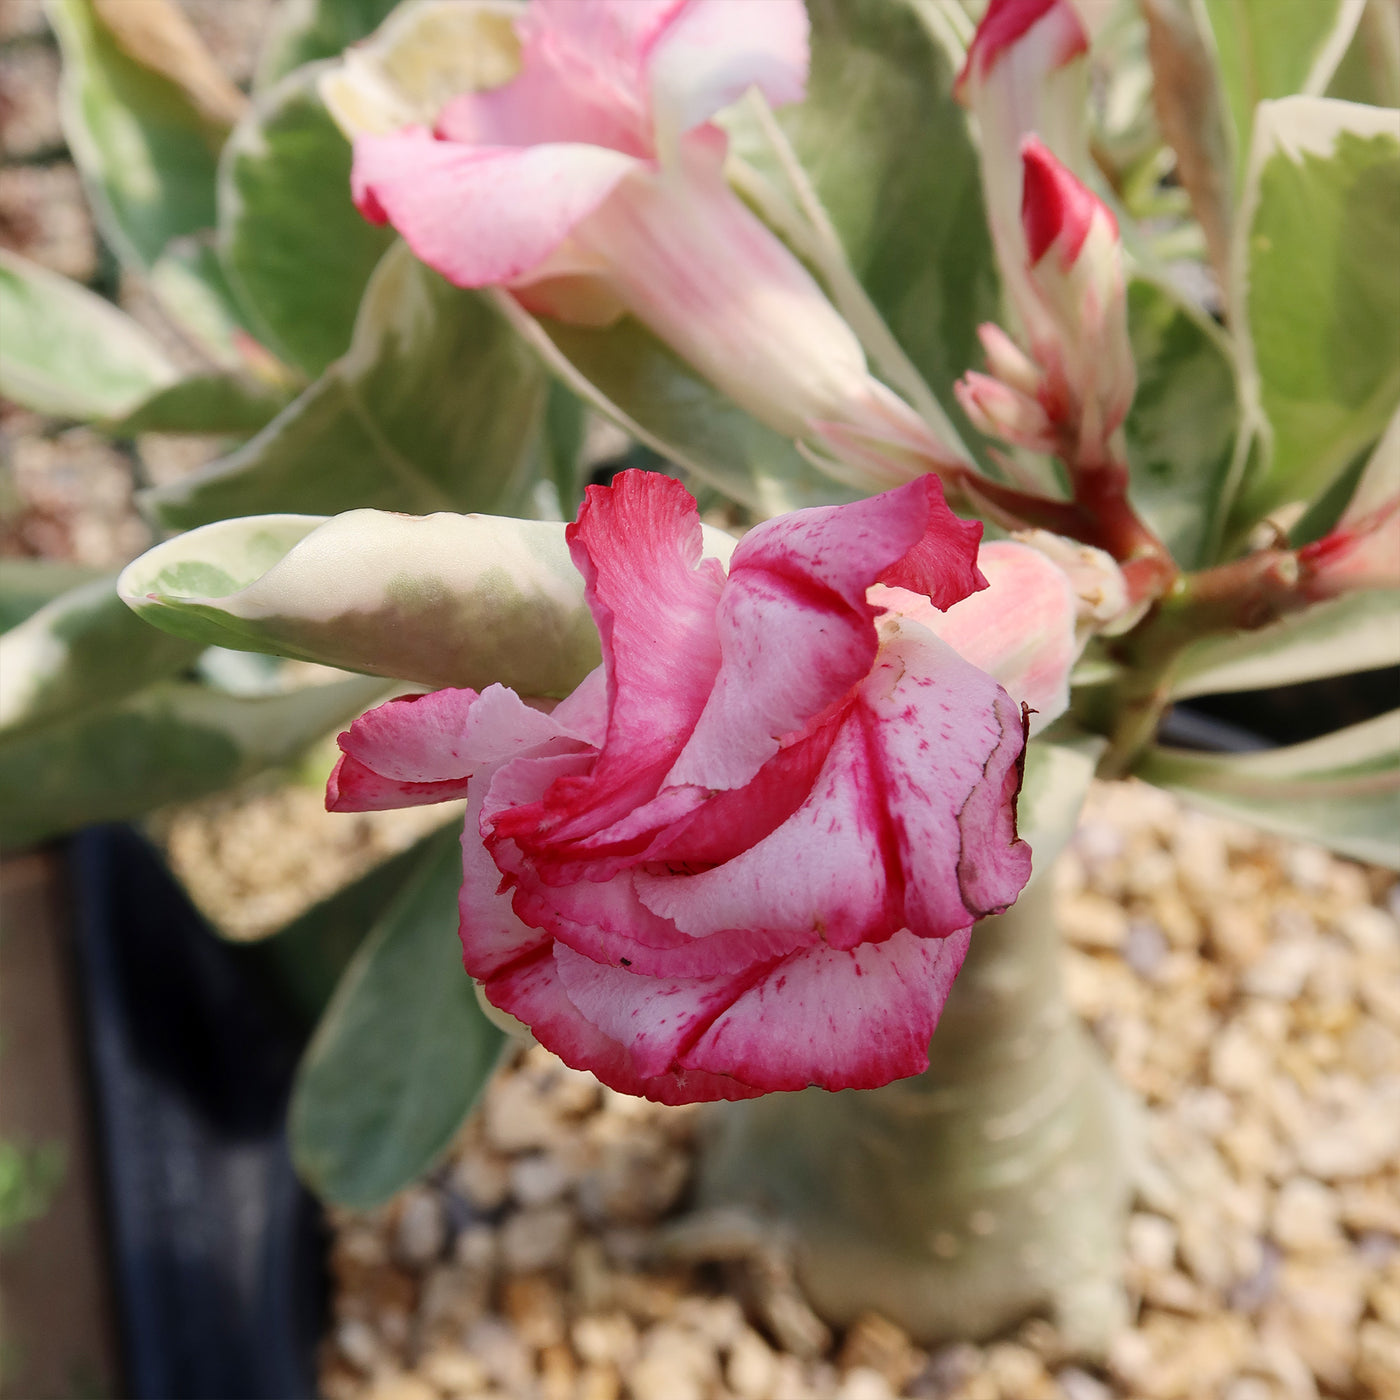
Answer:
xmin=1017 ymin=137 xmax=1135 ymax=466
xmin=1009 ymin=528 xmax=1136 ymax=637
xmin=955 ymin=0 xmax=1091 ymax=328
xmin=954 ymin=371 xmax=1058 ymax=454
xmin=977 ymin=321 xmax=1042 ymax=398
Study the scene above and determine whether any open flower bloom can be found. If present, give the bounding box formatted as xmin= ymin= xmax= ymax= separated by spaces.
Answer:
xmin=328 ymin=471 xmax=1059 ymax=1103
xmin=957 ymin=139 xmax=1135 ymax=470
xmin=349 ymin=0 xmax=952 ymax=486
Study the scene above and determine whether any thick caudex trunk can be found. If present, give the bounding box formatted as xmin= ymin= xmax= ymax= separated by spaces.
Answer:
xmin=695 ymin=870 xmax=1137 ymax=1351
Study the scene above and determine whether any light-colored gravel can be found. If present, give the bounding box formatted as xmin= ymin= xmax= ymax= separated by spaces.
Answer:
xmin=155 ymin=776 xmax=464 ymax=943
xmin=319 ymin=780 xmax=1399 ymax=1400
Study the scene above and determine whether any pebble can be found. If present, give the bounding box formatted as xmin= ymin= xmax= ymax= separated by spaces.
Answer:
xmin=1357 ymin=1320 xmax=1400 ymax=1395
xmin=502 ymin=1274 xmax=566 ymax=1349
xmin=838 ymin=1312 xmax=924 ymax=1391
xmin=452 ymin=1148 xmax=511 ymax=1211
xmin=454 ymin=1223 xmax=497 ymax=1272
xmin=728 ymin=1326 xmax=780 ymax=1399
xmin=571 ymin=1312 xmax=639 ymax=1368
xmin=673 ymin=1294 xmax=746 ymax=1350
xmin=510 ymin=1151 xmax=575 ymax=1207
xmin=837 ymin=1366 xmax=898 ymax=1400
xmin=500 ymin=1204 xmax=576 ymax=1272
xmin=484 ymin=1072 xmax=565 ymax=1154
xmin=1057 ymin=1367 xmax=1113 ymax=1400
xmin=1123 ymin=918 xmax=1170 ymax=978
xmin=1127 ymin=1213 xmax=1178 ymax=1272
xmin=576 ymin=1126 xmax=690 ymax=1224
xmin=1061 ymin=892 xmax=1129 ymax=949
xmin=417 ymin=1348 xmax=488 ymax=1393
xmin=1243 ymin=938 xmax=1318 ymax=1000
xmin=460 ymin=1316 xmax=534 ymax=1396
xmin=393 ymin=1190 xmax=446 ymax=1266
xmin=363 ymin=1375 xmax=436 ymax=1400
xmin=335 ymin=1319 xmax=381 ymax=1374
xmin=1270 ymin=1178 xmax=1342 ymax=1253
xmin=627 ymin=1323 xmax=718 ymax=1400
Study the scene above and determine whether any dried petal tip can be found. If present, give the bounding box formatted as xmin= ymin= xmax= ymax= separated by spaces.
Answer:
xmin=955 ymin=0 xmax=1088 ymax=100
xmin=1021 ymin=135 xmax=1114 ymax=267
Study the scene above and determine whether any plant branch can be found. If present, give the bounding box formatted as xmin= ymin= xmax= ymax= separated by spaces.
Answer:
xmin=1096 ymin=546 xmax=1314 ymax=777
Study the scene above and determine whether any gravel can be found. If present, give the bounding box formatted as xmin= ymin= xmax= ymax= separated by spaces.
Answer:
xmin=319 ymin=780 xmax=1400 ymax=1400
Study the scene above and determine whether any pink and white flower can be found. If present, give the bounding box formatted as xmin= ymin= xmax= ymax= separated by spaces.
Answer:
xmin=350 ymin=0 xmax=952 ymax=486
xmin=328 ymin=470 xmax=1052 ymax=1103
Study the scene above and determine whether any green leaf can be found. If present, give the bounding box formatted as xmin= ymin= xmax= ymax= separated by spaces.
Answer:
xmin=0 ymin=577 xmax=202 ymax=737
xmin=46 ymin=0 xmax=226 ymax=269
xmin=147 ymin=246 xmax=548 ymax=527
xmin=723 ymin=0 xmax=998 ymax=460
xmin=501 ymin=299 xmax=854 ymax=517
xmin=148 ymin=234 xmax=259 ymax=370
xmin=290 ymin=825 xmax=506 ymax=1208
xmin=218 ymin=63 xmax=397 ymax=379
xmin=1122 ymin=275 xmax=1241 ymax=568
xmin=107 ymin=372 xmax=295 ymax=436
xmin=0 ymin=671 xmax=387 ymax=850
xmin=0 ymin=248 xmax=177 ymax=419
xmin=1337 ymin=398 xmax=1400 ymax=525
xmin=0 ymin=560 xmax=107 ymax=632
xmin=1228 ymin=98 xmax=1400 ymax=534
xmin=1170 ymin=589 xmax=1400 ymax=698
xmin=541 ymin=380 xmax=589 ymax=519
xmin=1136 ymin=709 xmax=1400 ymax=867
xmin=1140 ymin=0 xmax=1236 ymax=285
xmin=260 ymin=829 xmax=457 ymax=1025
xmin=1326 ymin=0 xmax=1400 ymax=109
xmin=1202 ymin=0 xmax=1365 ymax=185
xmin=119 ymin=509 xmax=612 ymax=697
xmin=254 ymin=0 xmax=402 ymax=91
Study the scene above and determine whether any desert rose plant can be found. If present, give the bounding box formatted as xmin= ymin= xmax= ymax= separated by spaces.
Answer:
xmin=3 ymin=0 xmax=1398 ymax=1352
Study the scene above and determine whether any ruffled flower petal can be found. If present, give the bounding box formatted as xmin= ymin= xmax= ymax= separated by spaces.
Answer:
xmin=491 ymin=471 xmax=725 ymax=856
xmin=667 ymin=475 xmax=984 ymax=790
xmin=679 ymin=928 xmax=971 ymax=1092
xmin=638 ymin=715 xmax=898 ymax=948
xmin=353 ymin=126 xmax=636 ymax=287
xmin=858 ymin=624 xmax=1030 ymax=932
xmin=484 ymin=944 xmax=763 ymax=1103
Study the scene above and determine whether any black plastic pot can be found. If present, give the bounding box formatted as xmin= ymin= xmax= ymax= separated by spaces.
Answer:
xmin=70 ymin=825 xmax=324 ymax=1400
